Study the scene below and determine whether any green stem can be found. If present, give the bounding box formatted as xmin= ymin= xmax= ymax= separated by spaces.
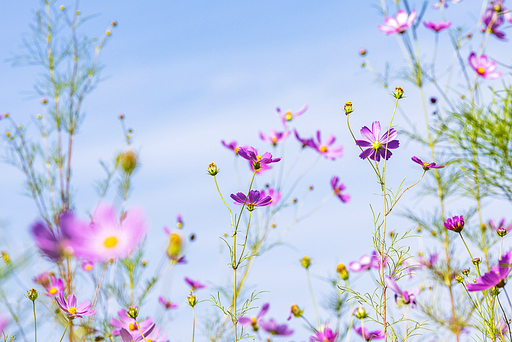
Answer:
xmin=458 ymin=232 xmax=480 ymax=276
xmin=192 ymin=306 xmax=196 ymax=342
xmin=135 ymin=320 xmax=148 ymax=342
xmin=59 ymin=320 xmax=71 ymax=342
xmin=33 ymin=301 xmax=37 ymax=342
xmin=306 ymin=269 xmax=320 ymax=327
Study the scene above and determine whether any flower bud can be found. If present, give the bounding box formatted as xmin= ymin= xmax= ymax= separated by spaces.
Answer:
xmin=462 ymin=268 xmax=470 ymax=276
xmin=60 ymin=5 xmax=65 ymax=10
xmin=336 ymin=263 xmax=349 ymax=280
xmin=188 ymin=293 xmax=197 ymax=307
xmin=207 ymin=162 xmax=219 ymax=176
xmin=127 ymin=306 xmax=138 ymax=319
xmin=497 ymin=228 xmax=508 ymax=237
xmin=344 ymin=101 xmax=353 ymax=115
xmin=112 ymin=20 xmax=118 ymax=27
xmin=393 ymin=87 xmax=404 ymax=99
xmin=27 ymin=288 xmax=39 ymax=301
xmin=1 ymin=252 xmax=10 ymax=264
xmin=6 ymin=132 xmax=11 ymax=138
xmin=455 ymin=274 xmax=464 ymax=283
xmin=141 ymin=259 xmax=147 ymax=267
xmin=106 ymin=30 xmax=111 ymax=36
xmin=120 ymin=150 xmax=137 ymax=174
xmin=167 ymin=232 xmax=183 ymax=261
xmin=41 ymin=98 xmax=48 ymax=104
xmin=354 ymin=306 xmax=367 ymax=319
xmin=472 ymin=258 xmax=481 ymax=266
xmin=359 ymin=48 xmax=366 ymax=56
xmin=119 ymin=114 xmax=124 ymax=120
xmin=430 ymin=97 xmax=437 ymax=104
xmin=290 ymin=304 xmax=303 ymax=318
xmin=300 ymin=256 xmax=311 ymax=269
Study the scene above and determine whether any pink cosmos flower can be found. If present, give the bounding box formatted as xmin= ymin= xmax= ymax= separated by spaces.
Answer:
xmin=259 ymin=130 xmax=290 ymax=147
xmin=419 ymin=253 xmax=438 ymax=268
xmin=385 ymin=275 xmax=421 ymax=308
xmin=231 ymin=190 xmax=273 ymax=211
xmin=238 ymin=302 xmax=269 ymax=331
xmin=467 ymin=251 xmax=512 ymax=291
xmin=423 ymin=21 xmax=451 ymax=32
xmin=55 ymin=293 xmax=96 ymax=318
xmin=444 ymin=215 xmax=464 ymax=233
xmin=44 ymin=276 xmax=64 ymax=297
xmin=31 ymin=219 xmax=75 ymax=260
xmin=378 ymin=10 xmax=417 ymax=35
xmin=349 ymin=251 xmax=382 ymax=272
xmin=111 ymin=309 xmax=154 ymax=338
xmin=310 ymin=327 xmax=338 ymax=342
xmin=331 ymin=176 xmax=350 ymax=203
xmin=482 ymin=8 xmax=507 ymax=39
xmin=260 ymin=318 xmax=293 ymax=336
xmin=468 ymin=52 xmax=501 ymax=79
xmin=0 ymin=316 xmax=8 ymax=336
xmin=260 ymin=187 xmax=281 ymax=206
xmin=433 ymin=0 xmax=462 ymax=8
xmin=356 ymin=122 xmax=399 ymax=162
xmin=33 ymin=272 xmax=51 ymax=288
xmin=276 ymin=105 xmax=308 ymax=126
xmin=489 ymin=219 xmax=512 ymax=235
xmin=353 ymin=325 xmax=384 ymax=341
xmin=238 ymin=146 xmax=281 ymax=173
xmin=158 ymin=296 xmax=178 ymax=310
xmin=221 ymin=140 xmax=241 ymax=155
xmin=119 ymin=324 xmax=156 ymax=342
xmin=185 ymin=277 xmax=206 ymax=291
xmin=81 ymin=261 xmax=94 ymax=272
xmin=313 ymin=131 xmax=343 ymax=160
xmin=412 ymin=156 xmax=445 ymax=171
xmin=294 ymin=130 xmax=316 ymax=149
xmin=144 ymin=326 xmax=169 ymax=342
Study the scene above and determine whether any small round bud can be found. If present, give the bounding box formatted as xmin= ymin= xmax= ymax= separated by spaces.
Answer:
xmin=361 ymin=63 xmax=366 ymax=67
xmin=419 ymin=284 xmax=425 ymax=291
xmin=1 ymin=252 xmax=10 ymax=264
xmin=455 ymin=274 xmax=464 ymax=283
xmin=187 ymin=293 xmax=197 ymax=307
xmin=497 ymin=228 xmax=508 ymax=237
xmin=4 ymin=113 xmax=9 ymax=118
xmin=128 ymin=129 xmax=133 ymax=133
xmin=18 ymin=125 xmax=22 ymax=130
xmin=416 ymin=226 xmax=422 ymax=233
xmin=393 ymin=87 xmax=404 ymax=99
xmin=6 ymin=132 xmax=11 ymax=137
xmin=112 ymin=20 xmax=118 ymax=27
xmin=119 ymin=114 xmax=124 ymax=119
xmin=271 ymin=223 xmax=276 ymax=228
xmin=27 ymin=288 xmax=39 ymax=301
xmin=344 ymin=101 xmax=353 ymax=115
xmin=354 ymin=306 xmax=367 ymax=319
xmin=120 ymin=150 xmax=137 ymax=174
xmin=336 ymin=263 xmax=349 ymax=280
xmin=60 ymin=5 xmax=65 ymax=10
xmin=292 ymin=198 xmax=297 ymax=204
xmin=359 ymin=48 xmax=366 ymax=56
xmin=461 ymin=95 xmax=466 ymax=99
xmin=207 ymin=162 xmax=219 ymax=176
xmin=76 ymin=10 xmax=80 ymax=15
xmin=127 ymin=306 xmax=138 ymax=319
xmin=462 ymin=268 xmax=470 ymax=276
xmin=290 ymin=304 xmax=303 ymax=318
xmin=41 ymin=98 xmax=48 ymax=104
xmin=309 ymin=185 xmax=313 ymax=190
xmin=472 ymin=258 xmax=481 ymax=265
xmin=167 ymin=232 xmax=183 ymax=261
xmin=467 ymin=33 xmax=472 ymax=39
xmin=300 ymin=256 xmax=311 ymax=269
xmin=106 ymin=30 xmax=111 ymax=36
xmin=430 ymin=97 xmax=437 ymax=104
xmin=141 ymin=259 xmax=147 ymax=267
xmin=37 ymin=114 xmax=42 ymax=119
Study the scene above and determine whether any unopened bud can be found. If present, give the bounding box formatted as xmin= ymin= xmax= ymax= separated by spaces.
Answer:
xmin=1 ymin=252 xmax=10 ymax=264
xmin=127 ymin=306 xmax=138 ymax=319
xmin=344 ymin=101 xmax=353 ymax=115
xmin=430 ymin=97 xmax=437 ymax=104
xmin=497 ymin=228 xmax=508 ymax=237
xmin=207 ymin=162 xmax=219 ymax=176
xmin=354 ymin=306 xmax=367 ymax=319
xmin=60 ymin=5 xmax=65 ymax=10
xmin=141 ymin=259 xmax=147 ymax=267
xmin=336 ymin=263 xmax=349 ymax=280
xmin=119 ymin=114 xmax=124 ymax=119
xmin=455 ymin=274 xmax=464 ymax=283
xmin=120 ymin=150 xmax=137 ymax=174
xmin=6 ymin=132 xmax=11 ymax=138
xmin=393 ymin=87 xmax=404 ymax=99
xmin=106 ymin=30 xmax=111 ymax=36
xmin=462 ymin=268 xmax=470 ymax=276
xmin=300 ymin=256 xmax=311 ymax=269
xmin=290 ymin=304 xmax=303 ymax=318
xmin=188 ymin=293 xmax=197 ymax=307
xmin=41 ymin=98 xmax=48 ymax=104
xmin=27 ymin=288 xmax=39 ymax=301
xmin=112 ymin=20 xmax=118 ymax=27
xmin=359 ymin=48 xmax=366 ymax=56
xmin=472 ymin=258 xmax=481 ymax=266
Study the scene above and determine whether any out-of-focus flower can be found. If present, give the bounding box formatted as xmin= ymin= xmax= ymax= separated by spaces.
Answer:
xmin=231 ymin=190 xmax=272 ymax=211
xmin=430 ymin=97 xmax=437 ymax=104
xmin=111 ymin=309 xmax=154 ymax=338
xmin=385 ymin=275 xmax=421 ymax=308
xmin=331 ymin=176 xmax=350 ymax=203
xmin=423 ymin=21 xmax=451 ymax=32
xmin=467 ymin=251 xmax=512 ymax=291
xmin=418 ymin=252 xmax=438 ymax=268
xmin=164 ymin=228 xmax=185 ymax=263
xmin=33 ymin=272 xmax=51 ymax=288
xmin=350 ymin=251 xmax=384 ymax=272
xmin=489 ymin=219 xmax=512 ymax=236
xmin=260 ymin=318 xmax=294 ymax=336
xmin=0 ymin=316 xmax=8 ymax=336
xmin=239 ymin=302 xmax=269 ymax=331
xmin=119 ymin=324 xmax=156 ymax=342
xmin=433 ymin=0 xmax=462 ymax=9
xmin=378 ymin=10 xmax=417 ymax=35
xmin=259 ymin=130 xmax=290 ymax=147
xmin=287 ymin=304 xmax=303 ymax=320
xmin=31 ymin=219 xmax=75 ymax=260
xmin=313 ymin=131 xmax=343 ymax=160
xmin=56 ymin=293 xmax=96 ymax=318
xmin=354 ymin=306 xmax=368 ymax=319
xmin=238 ymin=146 xmax=281 ymax=172
xmin=176 ymin=213 xmax=184 ymax=229
xmin=481 ymin=2 xmax=512 ymax=40
xmin=411 ymin=156 xmax=445 ymax=171
xmin=359 ymin=49 xmax=366 ymax=56
xmin=468 ymin=52 xmax=501 ymax=79
xmin=444 ymin=215 xmax=464 ymax=233
xmin=294 ymin=130 xmax=316 ymax=149
xmin=81 ymin=261 xmax=94 ymax=272
xmin=185 ymin=277 xmax=206 ymax=291
xmin=260 ymin=187 xmax=281 ymax=206
xmin=300 ymin=256 xmax=311 ymax=269
xmin=276 ymin=105 xmax=308 ymax=125
xmin=356 ymin=121 xmax=399 ymax=162
xmin=158 ymin=296 xmax=178 ymax=310
xmin=119 ymin=150 xmax=137 ymax=174
xmin=310 ymin=327 xmax=338 ymax=342
xmin=336 ymin=263 xmax=349 ymax=280
xmin=44 ymin=276 xmax=64 ymax=297
xmin=144 ymin=326 xmax=169 ymax=342
xmin=353 ymin=325 xmax=384 ymax=341
xmin=221 ymin=140 xmax=241 ymax=155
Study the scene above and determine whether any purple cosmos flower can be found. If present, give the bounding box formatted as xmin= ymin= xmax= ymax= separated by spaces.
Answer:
xmin=294 ymin=130 xmax=316 ymax=149
xmin=159 ymin=296 xmax=178 ymax=310
xmin=489 ymin=219 xmax=512 ymax=234
xmin=185 ymin=277 xmax=206 ymax=291
xmin=259 ymin=130 xmax=290 ymax=147
xmin=81 ymin=261 xmax=94 ymax=272
xmin=331 ymin=176 xmax=350 ymax=203
xmin=238 ymin=146 xmax=281 ymax=172
xmin=238 ymin=302 xmax=269 ymax=331
xmin=221 ymin=140 xmax=241 ymax=155
xmin=423 ymin=21 xmax=451 ymax=32
xmin=259 ymin=318 xmax=293 ymax=336
xmin=310 ymin=327 xmax=338 ymax=342
xmin=356 ymin=121 xmax=399 ymax=162
xmin=433 ymin=0 xmax=462 ymax=8
xmin=468 ymin=52 xmax=501 ymax=79
xmin=444 ymin=215 xmax=465 ymax=233
xmin=482 ymin=8 xmax=507 ymax=40
xmin=350 ymin=251 xmax=384 ymax=272
xmin=385 ymin=275 xmax=421 ymax=308
xmin=260 ymin=188 xmax=281 ymax=206
xmin=313 ymin=131 xmax=343 ymax=160
xmin=55 ymin=293 xmax=96 ymax=318
xmin=419 ymin=253 xmax=438 ymax=268
xmin=231 ymin=190 xmax=273 ymax=211
xmin=378 ymin=10 xmax=417 ymax=35
xmin=119 ymin=324 xmax=156 ymax=342
xmin=467 ymin=251 xmax=512 ymax=291
xmin=353 ymin=325 xmax=384 ymax=341
xmin=276 ymin=105 xmax=308 ymax=125
xmin=111 ymin=309 xmax=154 ymax=338
xmin=31 ymin=218 xmax=75 ymax=260
xmin=44 ymin=276 xmax=64 ymax=297
xmin=412 ymin=156 xmax=445 ymax=171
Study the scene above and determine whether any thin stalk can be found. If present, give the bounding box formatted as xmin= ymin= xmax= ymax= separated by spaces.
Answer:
xmin=59 ymin=320 xmax=71 ymax=342
xmin=192 ymin=306 xmax=196 ymax=342
xmin=135 ymin=320 xmax=148 ymax=342
xmin=32 ymin=300 xmax=37 ymax=342
xmin=306 ymin=269 xmax=320 ymax=327
xmin=459 ymin=233 xmax=480 ymax=276
xmin=385 ymin=171 xmax=425 ymax=216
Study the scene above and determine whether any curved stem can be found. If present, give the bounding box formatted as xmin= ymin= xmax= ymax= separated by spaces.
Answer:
xmin=385 ymin=171 xmax=426 ymax=216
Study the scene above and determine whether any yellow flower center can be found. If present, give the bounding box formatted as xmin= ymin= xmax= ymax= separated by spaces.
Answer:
xmin=251 ymin=317 xmax=257 ymax=324
xmin=147 ymin=339 xmax=153 ymax=342
xmin=477 ymin=67 xmax=486 ymax=75
xmin=285 ymin=112 xmax=293 ymax=121
xmin=129 ymin=323 xmax=137 ymax=331
xmin=49 ymin=288 xmax=58 ymax=295
xmin=256 ymin=155 xmax=262 ymax=161
xmin=319 ymin=146 xmax=328 ymax=153
xmin=271 ymin=137 xmax=277 ymax=145
xmin=234 ymin=146 xmax=240 ymax=155
xmin=168 ymin=233 xmax=182 ymax=257
xmin=371 ymin=141 xmax=382 ymax=150
xmin=85 ymin=265 xmax=92 ymax=270
xmin=334 ymin=188 xmax=341 ymax=195
xmin=104 ymin=236 xmax=118 ymax=248
xmin=68 ymin=307 xmax=77 ymax=315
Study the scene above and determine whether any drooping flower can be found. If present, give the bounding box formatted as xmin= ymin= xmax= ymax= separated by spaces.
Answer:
xmin=313 ymin=131 xmax=343 ymax=160
xmin=260 ymin=187 xmax=281 ymax=206
xmin=221 ymin=140 xmax=241 ymax=155
xmin=468 ymin=52 xmax=501 ymax=79
xmin=467 ymin=251 xmax=512 ymax=291
xmin=55 ymin=293 xmax=96 ymax=318
xmin=411 ymin=156 xmax=445 ymax=171
xmin=423 ymin=21 xmax=451 ymax=32
xmin=353 ymin=325 xmax=385 ymax=341
xmin=444 ymin=215 xmax=465 ymax=233
xmin=331 ymin=176 xmax=350 ymax=203
xmin=44 ymin=276 xmax=64 ymax=297
xmin=310 ymin=327 xmax=338 ymax=342
xmin=119 ymin=324 xmax=156 ymax=342
xmin=385 ymin=275 xmax=421 ymax=308
xmin=185 ymin=277 xmax=206 ymax=291
xmin=239 ymin=302 xmax=269 ymax=331
xmin=158 ymin=296 xmax=178 ymax=310
xmin=294 ymin=130 xmax=316 ymax=149
xmin=276 ymin=105 xmax=308 ymax=125
xmin=111 ymin=309 xmax=154 ymax=338
xmin=378 ymin=10 xmax=417 ymax=35
xmin=259 ymin=130 xmax=290 ymax=147
xmin=81 ymin=261 xmax=94 ymax=272
xmin=433 ymin=0 xmax=462 ymax=9
xmin=260 ymin=318 xmax=293 ymax=336
xmin=231 ymin=190 xmax=273 ymax=211
xmin=238 ymin=146 xmax=281 ymax=172
xmin=356 ymin=121 xmax=399 ymax=162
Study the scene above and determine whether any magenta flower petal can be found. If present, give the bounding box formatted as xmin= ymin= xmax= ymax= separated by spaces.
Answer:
xmin=357 ymin=121 xmax=399 ymax=162
xmin=469 ymin=52 xmax=501 ymax=79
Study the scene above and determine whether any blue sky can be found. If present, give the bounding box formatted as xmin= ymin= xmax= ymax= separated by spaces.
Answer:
xmin=1 ymin=1 xmax=511 ymax=341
